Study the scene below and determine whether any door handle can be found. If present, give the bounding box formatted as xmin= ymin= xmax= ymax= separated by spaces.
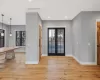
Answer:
xmin=97 ymin=45 xmax=100 ymax=47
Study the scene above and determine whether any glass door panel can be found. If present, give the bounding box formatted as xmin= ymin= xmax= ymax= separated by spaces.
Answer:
xmin=48 ymin=29 xmax=55 ymax=54
xmin=57 ymin=29 xmax=64 ymax=54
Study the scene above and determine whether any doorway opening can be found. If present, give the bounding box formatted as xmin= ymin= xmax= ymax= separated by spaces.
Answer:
xmin=97 ymin=22 xmax=100 ymax=65
xmin=39 ymin=25 xmax=42 ymax=61
xmin=48 ymin=28 xmax=65 ymax=56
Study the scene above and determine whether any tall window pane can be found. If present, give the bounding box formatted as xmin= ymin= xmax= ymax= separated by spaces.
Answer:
xmin=0 ymin=29 xmax=5 ymax=48
xmin=16 ymin=31 xmax=26 ymax=46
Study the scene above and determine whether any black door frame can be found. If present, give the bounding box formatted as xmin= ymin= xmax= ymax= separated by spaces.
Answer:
xmin=0 ymin=29 xmax=5 ymax=48
xmin=48 ymin=28 xmax=65 ymax=56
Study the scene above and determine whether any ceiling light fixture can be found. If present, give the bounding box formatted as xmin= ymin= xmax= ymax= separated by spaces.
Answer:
xmin=1 ymin=14 xmax=4 ymax=36
xmin=65 ymin=16 xmax=68 ymax=19
xmin=9 ymin=18 xmax=12 ymax=37
xmin=48 ymin=16 xmax=51 ymax=18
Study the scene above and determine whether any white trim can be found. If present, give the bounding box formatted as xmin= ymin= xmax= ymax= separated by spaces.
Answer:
xmin=80 ymin=62 xmax=97 ymax=65
xmin=26 ymin=8 xmax=40 ymax=13
xmin=25 ymin=61 xmax=39 ymax=64
xmin=96 ymin=19 xmax=100 ymax=22
xmin=42 ymin=54 xmax=47 ymax=56
xmin=47 ymin=26 xmax=66 ymax=28
xmin=66 ymin=54 xmax=73 ymax=57
xmin=73 ymin=56 xmax=96 ymax=65
xmin=14 ymin=30 xmax=26 ymax=31
xmin=73 ymin=56 xmax=80 ymax=64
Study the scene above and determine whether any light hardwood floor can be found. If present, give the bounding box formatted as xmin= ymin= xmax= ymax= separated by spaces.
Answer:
xmin=0 ymin=53 xmax=100 ymax=80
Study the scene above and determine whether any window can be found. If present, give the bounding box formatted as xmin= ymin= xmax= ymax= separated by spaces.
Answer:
xmin=0 ymin=29 xmax=5 ymax=47
xmin=16 ymin=31 xmax=26 ymax=46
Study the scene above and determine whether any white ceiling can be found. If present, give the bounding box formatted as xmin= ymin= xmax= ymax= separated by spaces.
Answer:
xmin=0 ymin=0 xmax=100 ymax=25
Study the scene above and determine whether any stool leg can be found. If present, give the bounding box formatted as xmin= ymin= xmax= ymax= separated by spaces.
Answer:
xmin=6 ymin=50 xmax=15 ymax=60
xmin=12 ymin=50 xmax=15 ymax=59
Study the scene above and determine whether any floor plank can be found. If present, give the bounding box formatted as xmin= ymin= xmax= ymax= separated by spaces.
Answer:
xmin=0 ymin=53 xmax=100 ymax=80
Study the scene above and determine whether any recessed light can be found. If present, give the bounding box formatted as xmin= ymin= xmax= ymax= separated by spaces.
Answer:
xmin=81 ymin=9 xmax=84 ymax=11
xmin=29 ymin=0 xmax=32 ymax=2
xmin=65 ymin=16 xmax=68 ymax=18
xmin=48 ymin=16 xmax=51 ymax=18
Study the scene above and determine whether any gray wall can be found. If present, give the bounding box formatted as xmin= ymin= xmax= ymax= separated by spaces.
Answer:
xmin=8 ymin=25 xmax=26 ymax=52
xmin=0 ymin=11 xmax=99 ymax=64
xmin=72 ymin=13 xmax=82 ymax=62
xmin=72 ymin=11 xmax=100 ymax=64
xmin=42 ymin=20 xmax=72 ymax=56
xmin=26 ymin=12 xmax=42 ymax=64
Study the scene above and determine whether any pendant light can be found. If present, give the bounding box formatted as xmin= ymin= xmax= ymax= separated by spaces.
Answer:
xmin=9 ymin=18 xmax=12 ymax=36
xmin=1 ymin=14 xmax=4 ymax=36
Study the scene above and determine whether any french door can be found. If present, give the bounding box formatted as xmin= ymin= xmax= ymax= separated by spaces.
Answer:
xmin=0 ymin=29 xmax=5 ymax=48
xmin=48 ymin=28 xmax=65 ymax=56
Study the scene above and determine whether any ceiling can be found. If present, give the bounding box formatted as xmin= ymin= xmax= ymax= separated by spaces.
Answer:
xmin=0 ymin=0 xmax=100 ymax=25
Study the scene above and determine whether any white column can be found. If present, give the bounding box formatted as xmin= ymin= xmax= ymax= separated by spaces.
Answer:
xmin=26 ymin=8 xmax=40 ymax=64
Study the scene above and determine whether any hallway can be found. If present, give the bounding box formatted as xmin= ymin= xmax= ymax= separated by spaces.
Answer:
xmin=0 ymin=53 xmax=100 ymax=80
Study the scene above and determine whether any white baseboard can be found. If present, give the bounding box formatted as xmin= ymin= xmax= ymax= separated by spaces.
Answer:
xmin=73 ymin=56 xmax=80 ymax=64
xmin=42 ymin=54 xmax=47 ymax=56
xmin=25 ymin=61 xmax=39 ymax=64
xmin=26 ymin=53 xmax=96 ymax=65
xmin=73 ymin=56 xmax=97 ymax=65
xmin=80 ymin=62 xmax=97 ymax=65
xmin=65 ymin=54 xmax=73 ymax=57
